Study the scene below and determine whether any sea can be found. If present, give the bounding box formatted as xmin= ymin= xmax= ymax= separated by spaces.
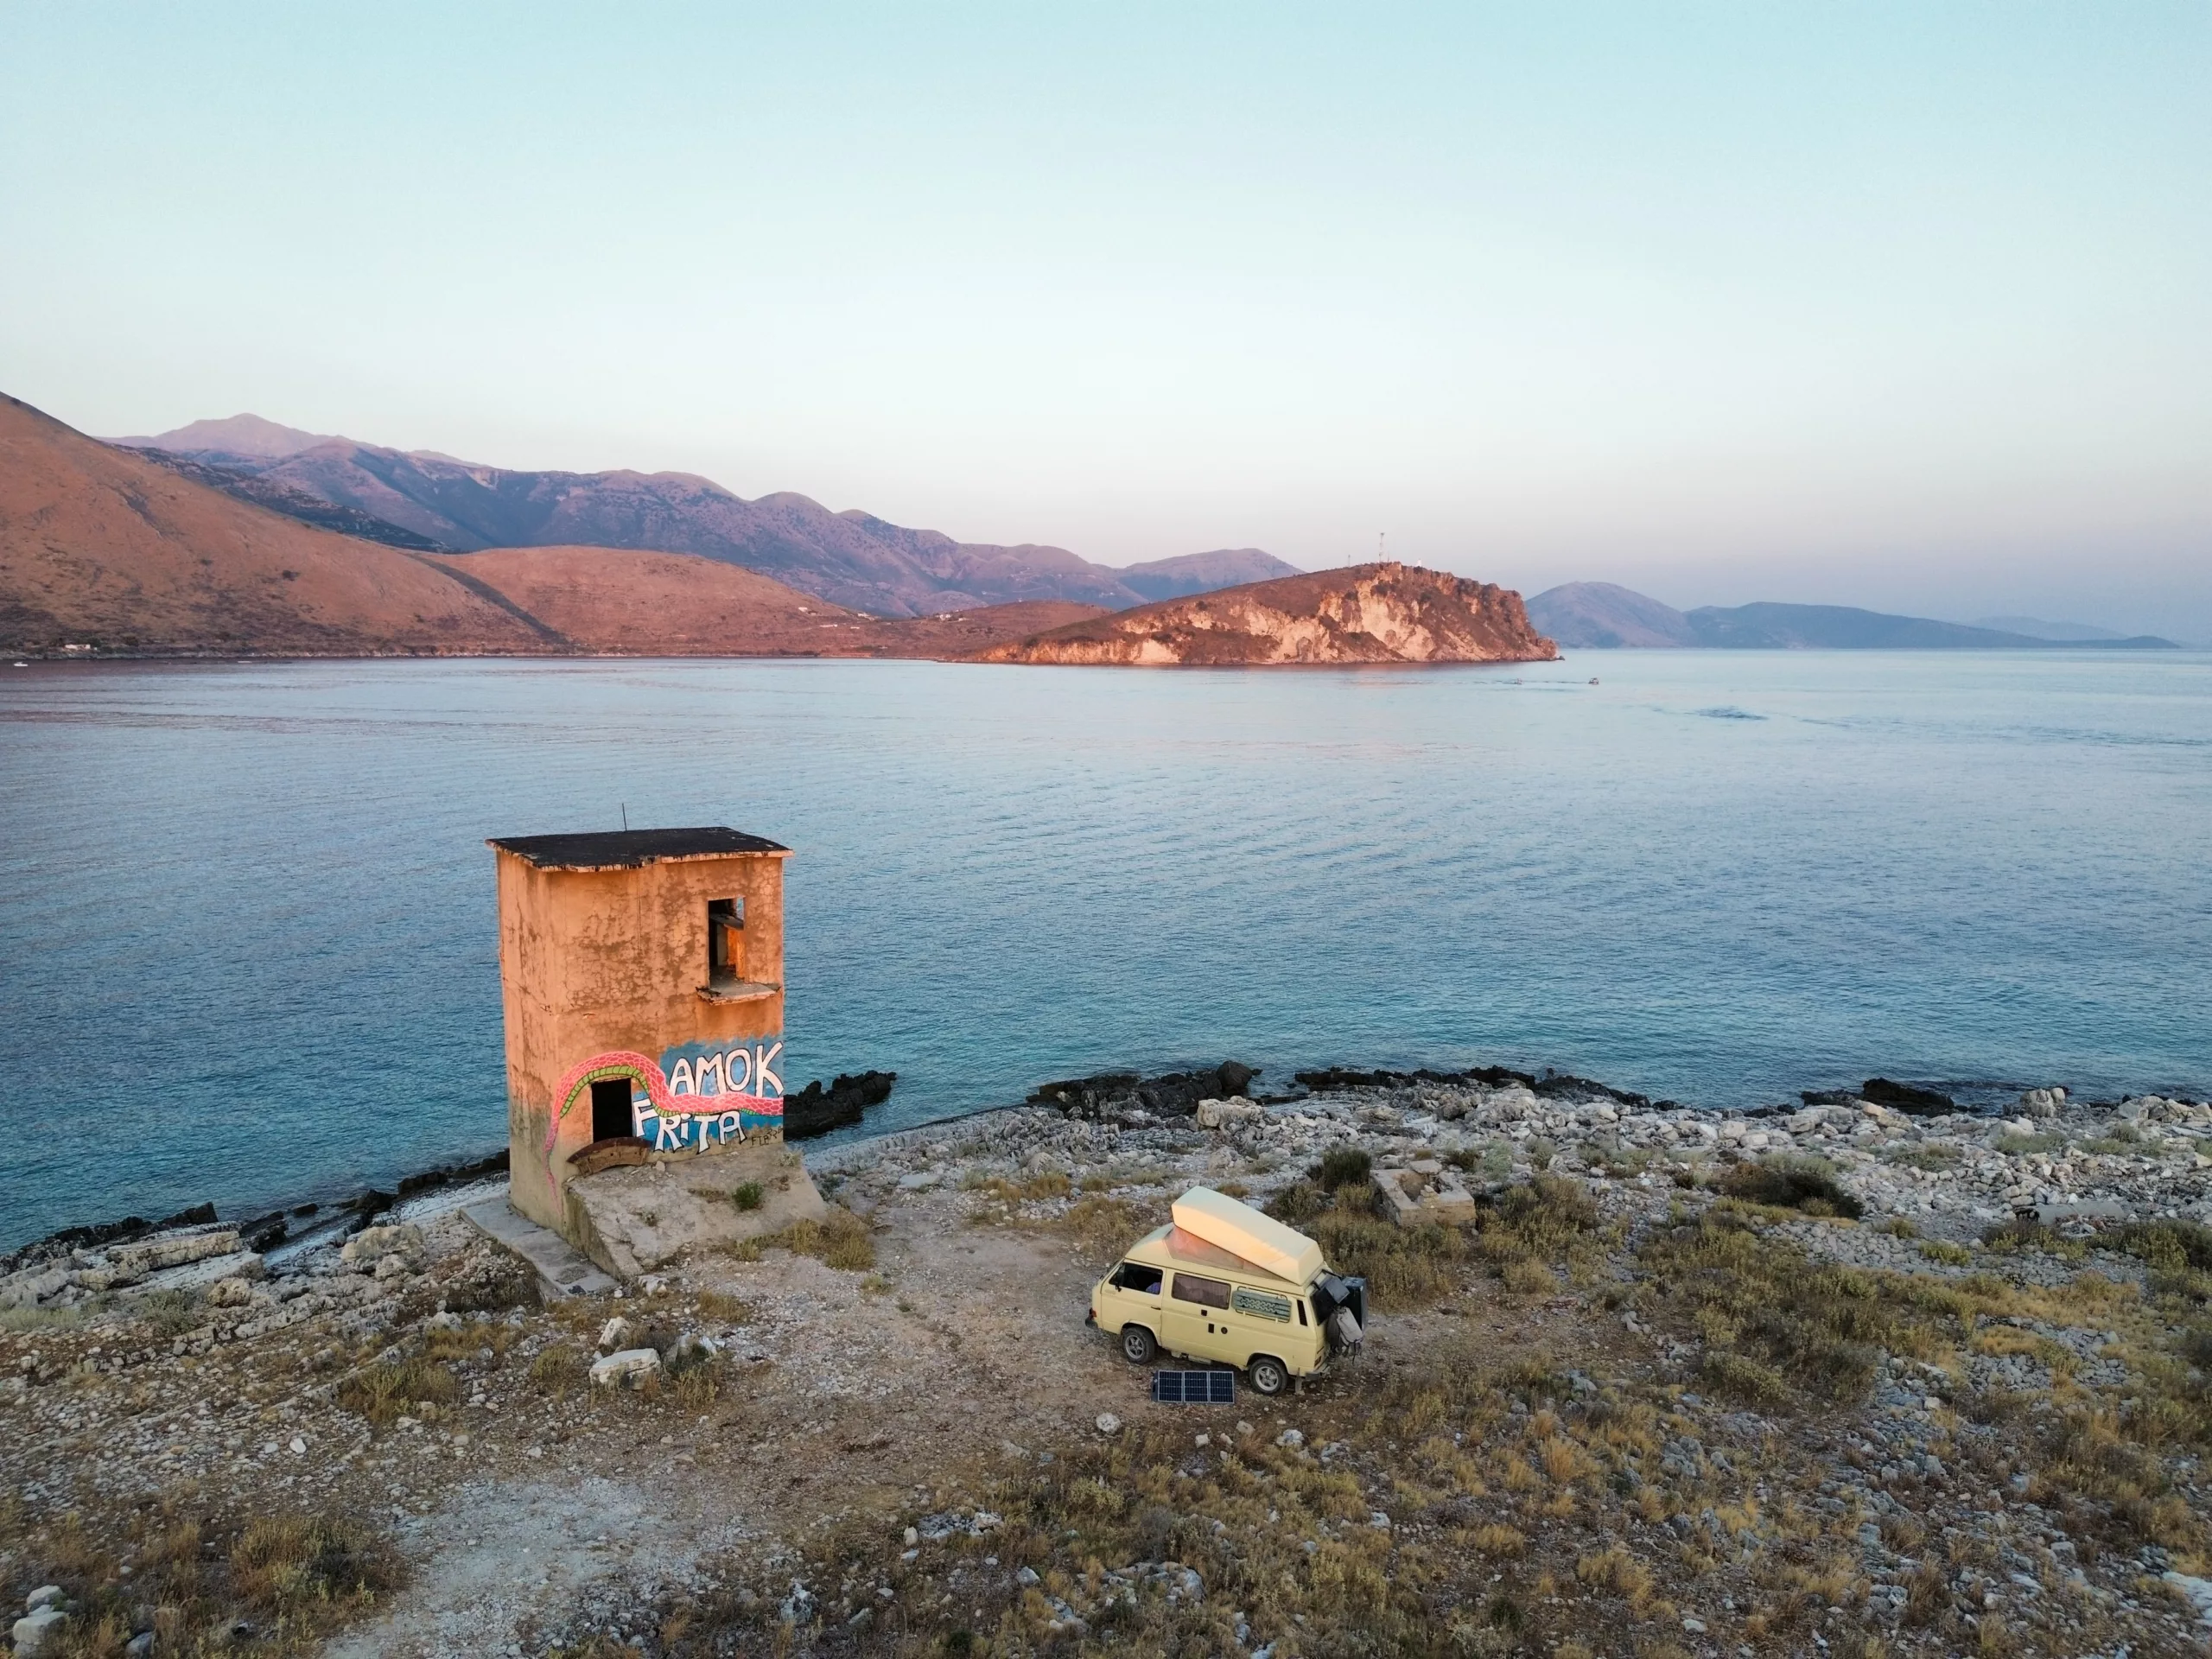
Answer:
xmin=3 ymin=649 xmax=2208 ymax=1254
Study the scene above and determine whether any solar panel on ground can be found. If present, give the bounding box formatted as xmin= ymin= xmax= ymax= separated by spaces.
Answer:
xmin=1150 ymin=1370 xmax=1236 ymax=1404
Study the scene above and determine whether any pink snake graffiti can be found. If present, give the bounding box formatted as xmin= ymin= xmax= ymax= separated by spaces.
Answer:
xmin=546 ymin=1049 xmax=782 ymax=1183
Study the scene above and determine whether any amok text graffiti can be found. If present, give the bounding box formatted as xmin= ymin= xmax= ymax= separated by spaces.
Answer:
xmin=547 ymin=1038 xmax=784 ymax=1179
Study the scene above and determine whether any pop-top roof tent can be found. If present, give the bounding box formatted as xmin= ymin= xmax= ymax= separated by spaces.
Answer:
xmin=1165 ymin=1187 xmax=1325 ymax=1286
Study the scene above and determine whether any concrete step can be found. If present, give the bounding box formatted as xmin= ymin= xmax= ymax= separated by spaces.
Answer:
xmin=462 ymin=1199 xmax=619 ymax=1299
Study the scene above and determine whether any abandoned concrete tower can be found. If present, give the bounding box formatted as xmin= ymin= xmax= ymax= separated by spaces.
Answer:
xmin=487 ymin=826 xmax=824 ymax=1277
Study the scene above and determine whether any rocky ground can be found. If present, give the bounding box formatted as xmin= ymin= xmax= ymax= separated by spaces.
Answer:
xmin=8 ymin=1071 xmax=2212 ymax=1657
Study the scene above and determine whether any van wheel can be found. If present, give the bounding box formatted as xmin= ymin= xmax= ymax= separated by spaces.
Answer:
xmin=1249 ymin=1356 xmax=1289 ymax=1396
xmin=1121 ymin=1325 xmax=1158 ymax=1364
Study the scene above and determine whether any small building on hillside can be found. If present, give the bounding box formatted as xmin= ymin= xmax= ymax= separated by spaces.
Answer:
xmin=487 ymin=826 xmax=823 ymax=1276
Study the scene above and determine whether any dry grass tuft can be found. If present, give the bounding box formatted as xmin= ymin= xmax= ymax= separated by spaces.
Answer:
xmin=728 ymin=1205 xmax=876 ymax=1270
xmin=527 ymin=1342 xmax=588 ymax=1396
xmin=335 ymin=1355 xmax=458 ymax=1427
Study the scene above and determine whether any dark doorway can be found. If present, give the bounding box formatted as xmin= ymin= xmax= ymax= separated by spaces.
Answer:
xmin=590 ymin=1077 xmax=633 ymax=1143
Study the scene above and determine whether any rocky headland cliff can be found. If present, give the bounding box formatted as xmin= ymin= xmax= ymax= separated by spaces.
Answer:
xmin=976 ymin=561 xmax=1559 ymax=666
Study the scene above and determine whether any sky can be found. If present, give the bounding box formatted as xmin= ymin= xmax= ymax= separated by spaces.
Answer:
xmin=3 ymin=3 xmax=2207 ymax=634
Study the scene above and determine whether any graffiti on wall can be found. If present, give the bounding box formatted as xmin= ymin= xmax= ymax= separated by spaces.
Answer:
xmin=638 ymin=1038 xmax=783 ymax=1151
xmin=546 ymin=1037 xmax=785 ymax=1181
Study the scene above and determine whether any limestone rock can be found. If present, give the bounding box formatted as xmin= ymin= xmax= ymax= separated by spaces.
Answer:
xmin=588 ymin=1347 xmax=663 ymax=1388
xmin=13 ymin=1606 xmax=69 ymax=1658
xmin=204 ymin=1275 xmax=257 ymax=1309
xmin=341 ymin=1224 xmax=425 ymax=1268
xmin=1196 ymin=1096 xmax=1262 ymax=1130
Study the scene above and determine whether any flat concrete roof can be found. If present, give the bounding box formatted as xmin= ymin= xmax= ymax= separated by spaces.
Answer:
xmin=487 ymin=827 xmax=790 ymax=870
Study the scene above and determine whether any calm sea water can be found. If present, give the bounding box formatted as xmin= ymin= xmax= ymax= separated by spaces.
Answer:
xmin=3 ymin=651 xmax=2208 ymax=1252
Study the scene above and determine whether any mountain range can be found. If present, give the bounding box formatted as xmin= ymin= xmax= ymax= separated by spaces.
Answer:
xmin=1526 ymin=582 xmax=2180 ymax=651
xmin=0 ymin=392 xmax=1131 ymax=657
xmin=112 ymin=415 xmax=1297 ymax=617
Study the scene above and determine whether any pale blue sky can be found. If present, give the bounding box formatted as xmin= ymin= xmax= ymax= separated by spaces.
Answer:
xmin=3 ymin=3 xmax=2207 ymax=631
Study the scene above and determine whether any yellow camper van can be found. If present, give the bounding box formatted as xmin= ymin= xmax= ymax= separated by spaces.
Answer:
xmin=1088 ymin=1186 xmax=1367 ymax=1395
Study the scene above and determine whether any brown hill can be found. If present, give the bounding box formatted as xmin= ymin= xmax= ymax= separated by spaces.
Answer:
xmin=975 ymin=562 xmax=1559 ymax=666
xmin=423 ymin=549 xmax=1108 ymax=658
xmin=0 ymin=394 xmax=546 ymax=654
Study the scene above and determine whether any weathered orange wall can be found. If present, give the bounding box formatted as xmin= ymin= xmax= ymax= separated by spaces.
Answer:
xmin=495 ymin=848 xmax=788 ymax=1232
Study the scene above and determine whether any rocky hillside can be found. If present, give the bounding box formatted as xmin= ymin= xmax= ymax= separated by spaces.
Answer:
xmin=112 ymin=416 xmax=1303 ymax=619
xmin=976 ymin=562 xmax=1559 ymax=666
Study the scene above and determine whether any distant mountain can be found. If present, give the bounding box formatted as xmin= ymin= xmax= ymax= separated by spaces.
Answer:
xmin=1683 ymin=603 xmax=2049 ymax=650
xmin=1684 ymin=602 xmax=2177 ymax=650
xmin=1116 ymin=548 xmax=1302 ymax=601
xmin=111 ymin=413 xmax=340 ymax=460
xmin=105 ymin=417 xmax=1296 ymax=618
xmin=127 ymin=448 xmax=446 ymax=550
xmin=1528 ymin=582 xmax=2179 ymax=650
xmin=1526 ymin=582 xmax=1696 ymax=647
xmin=977 ymin=563 xmax=1556 ymax=666
xmin=1974 ymin=614 xmax=2129 ymax=642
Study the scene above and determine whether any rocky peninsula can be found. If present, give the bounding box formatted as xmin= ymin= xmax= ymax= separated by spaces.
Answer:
xmin=974 ymin=563 xmax=1559 ymax=666
xmin=7 ymin=1066 xmax=2212 ymax=1657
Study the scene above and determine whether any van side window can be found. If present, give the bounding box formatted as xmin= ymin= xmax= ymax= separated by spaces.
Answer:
xmin=1171 ymin=1273 xmax=1231 ymax=1309
xmin=1110 ymin=1262 xmax=1162 ymax=1294
xmin=1296 ymin=1299 xmax=1308 ymax=1325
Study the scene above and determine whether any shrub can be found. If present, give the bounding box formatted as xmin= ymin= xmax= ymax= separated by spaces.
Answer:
xmin=1980 ymin=1217 xmax=2087 ymax=1262
xmin=2111 ymin=1219 xmax=2212 ymax=1274
xmin=1885 ymin=1141 xmax=1962 ymax=1171
xmin=731 ymin=1182 xmax=765 ymax=1212
xmin=1701 ymin=1350 xmax=1787 ymax=1402
xmin=1501 ymin=1259 xmax=1558 ymax=1299
xmin=1313 ymin=1147 xmax=1374 ymax=1191
xmin=1993 ymin=1130 xmax=2067 ymax=1156
xmin=1311 ymin=1205 xmax=1467 ymax=1307
xmin=1643 ymin=1211 xmax=1909 ymax=1402
xmin=1267 ymin=1180 xmax=1330 ymax=1225
xmin=1478 ymin=1175 xmax=1599 ymax=1267
xmin=135 ymin=1288 xmax=205 ymax=1337
xmin=1719 ymin=1155 xmax=1864 ymax=1219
